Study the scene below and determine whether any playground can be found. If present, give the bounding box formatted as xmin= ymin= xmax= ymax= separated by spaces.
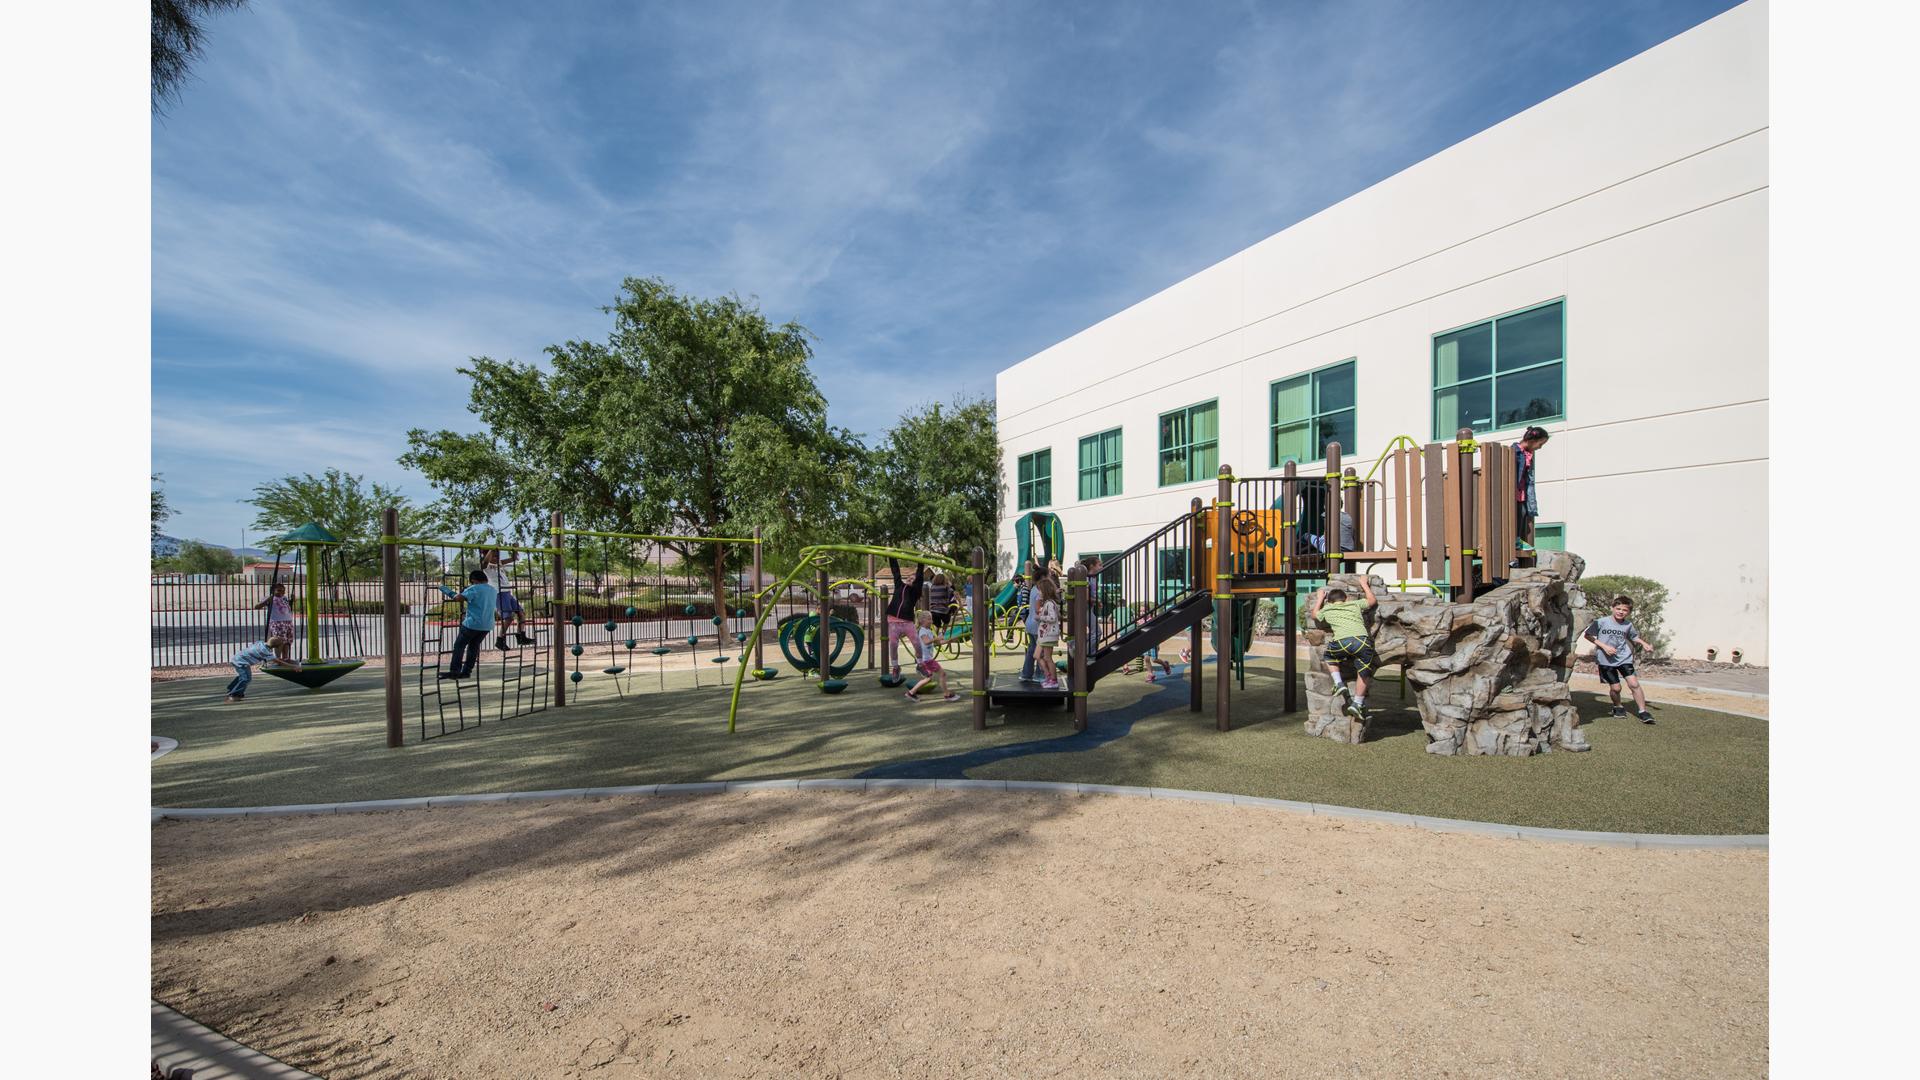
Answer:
xmin=152 ymin=442 xmax=1770 ymax=1079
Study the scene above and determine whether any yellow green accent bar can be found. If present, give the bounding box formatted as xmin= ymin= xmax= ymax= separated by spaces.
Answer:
xmin=554 ymin=527 xmax=760 ymax=544
xmin=379 ymin=536 xmax=562 ymax=556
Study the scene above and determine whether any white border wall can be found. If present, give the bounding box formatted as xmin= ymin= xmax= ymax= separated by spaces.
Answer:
xmin=995 ymin=0 xmax=1767 ymax=663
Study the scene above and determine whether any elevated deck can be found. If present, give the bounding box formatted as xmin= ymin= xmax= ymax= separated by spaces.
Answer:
xmin=985 ymin=672 xmax=1072 ymax=709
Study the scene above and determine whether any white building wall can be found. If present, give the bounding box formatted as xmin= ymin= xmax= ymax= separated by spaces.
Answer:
xmin=995 ymin=0 xmax=1768 ymax=662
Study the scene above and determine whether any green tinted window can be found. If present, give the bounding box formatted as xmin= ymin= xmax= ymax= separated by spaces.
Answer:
xmin=1158 ymin=400 xmax=1219 ymax=486
xmin=1433 ymin=300 xmax=1564 ymax=437
xmin=1017 ymin=448 xmax=1051 ymax=510
xmin=1077 ymin=428 xmax=1123 ymax=501
xmin=1271 ymin=360 xmax=1357 ymax=466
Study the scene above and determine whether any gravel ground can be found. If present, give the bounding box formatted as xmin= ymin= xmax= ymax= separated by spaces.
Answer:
xmin=152 ymin=790 xmax=1767 ymax=1080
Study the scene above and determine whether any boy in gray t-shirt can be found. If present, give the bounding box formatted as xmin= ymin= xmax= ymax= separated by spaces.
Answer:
xmin=1582 ymin=595 xmax=1656 ymax=724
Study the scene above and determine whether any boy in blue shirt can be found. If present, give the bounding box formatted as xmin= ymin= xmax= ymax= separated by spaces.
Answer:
xmin=437 ymin=570 xmax=497 ymax=680
xmin=223 ymin=637 xmax=302 ymax=703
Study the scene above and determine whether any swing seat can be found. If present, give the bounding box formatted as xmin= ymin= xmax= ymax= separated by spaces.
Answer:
xmin=262 ymin=659 xmax=365 ymax=690
xmin=602 ymin=666 xmax=626 ymax=675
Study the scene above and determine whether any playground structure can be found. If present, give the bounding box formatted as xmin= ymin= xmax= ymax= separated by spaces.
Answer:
xmin=257 ymin=523 xmax=366 ymax=690
xmin=244 ymin=430 xmax=1575 ymax=750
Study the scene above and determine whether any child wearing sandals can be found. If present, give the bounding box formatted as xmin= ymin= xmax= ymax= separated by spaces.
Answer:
xmin=254 ymin=583 xmax=295 ymax=645
xmin=903 ymin=609 xmax=960 ymax=702
xmin=1033 ymin=576 xmax=1063 ymax=690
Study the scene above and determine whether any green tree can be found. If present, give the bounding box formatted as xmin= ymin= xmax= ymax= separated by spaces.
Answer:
xmin=402 ymin=277 xmax=863 ymax=613
xmin=244 ymin=469 xmax=434 ymax=581
xmin=863 ymin=396 xmax=1000 ymax=564
xmin=152 ymin=0 xmax=249 ymax=112
xmin=151 ymin=474 xmax=173 ymax=543
xmin=157 ymin=540 xmax=243 ymax=576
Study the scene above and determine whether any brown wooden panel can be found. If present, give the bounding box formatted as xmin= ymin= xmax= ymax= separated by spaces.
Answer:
xmin=1424 ymin=444 xmax=1446 ymax=581
xmin=1393 ymin=447 xmax=1411 ymax=582
xmin=1442 ymin=443 xmax=1462 ymax=586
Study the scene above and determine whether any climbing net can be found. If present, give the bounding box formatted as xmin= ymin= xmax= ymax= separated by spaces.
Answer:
xmin=397 ymin=538 xmax=553 ymax=742
xmin=556 ymin=532 xmax=768 ymax=700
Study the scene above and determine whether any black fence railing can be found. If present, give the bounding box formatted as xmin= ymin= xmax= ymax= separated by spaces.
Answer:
xmin=1089 ymin=506 xmax=1205 ymax=656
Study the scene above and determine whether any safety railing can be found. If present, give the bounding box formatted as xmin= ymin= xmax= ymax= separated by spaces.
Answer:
xmin=1088 ymin=502 xmax=1207 ymax=656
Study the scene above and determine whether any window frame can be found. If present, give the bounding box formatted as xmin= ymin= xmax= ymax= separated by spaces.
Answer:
xmin=1156 ymin=399 xmax=1221 ymax=489
xmin=1016 ymin=448 xmax=1052 ymax=511
xmin=1430 ymin=297 xmax=1567 ymax=440
xmin=1268 ymin=358 xmax=1358 ymax=469
xmin=1076 ymin=427 xmax=1125 ymax=502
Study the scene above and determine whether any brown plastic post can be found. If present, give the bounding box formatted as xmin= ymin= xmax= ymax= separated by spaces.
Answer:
xmin=1283 ymin=584 xmax=1298 ymax=714
xmin=1393 ymin=447 xmax=1411 ymax=582
xmin=1482 ymin=440 xmax=1508 ymax=576
xmin=818 ymin=566 xmax=831 ymax=681
xmin=1423 ymin=443 xmax=1448 ymax=582
xmin=381 ymin=507 xmax=403 ymax=748
xmin=1214 ymin=464 xmax=1234 ymax=732
xmin=1190 ymin=496 xmax=1205 ymax=715
xmin=1324 ymin=442 xmax=1344 ymax=573
xmin=865 ymin=553 xmax=876 ymax=670
xmin=1279 ymin=462 xmax=1297 ymax=571
xmin=552 ymin=511 xmax=567 ymax=706
xmin=1342 ymin=466 xmax=1361 ymax=566
xmin=1069 ymin=564 xmax=1089 ymax=733
xmin=971 ymin=547 xmax=987 ymax=730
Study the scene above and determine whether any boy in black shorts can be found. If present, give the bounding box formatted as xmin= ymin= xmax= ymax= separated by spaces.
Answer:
xmin=1583 ymin=595 xmax=1655 ymax=723
xmin=1308 ymin=577 xmax=1377 ymax=719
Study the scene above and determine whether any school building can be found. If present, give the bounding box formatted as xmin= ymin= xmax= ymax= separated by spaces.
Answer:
xmin=994 ymin=1 xmax=1767 ymax=663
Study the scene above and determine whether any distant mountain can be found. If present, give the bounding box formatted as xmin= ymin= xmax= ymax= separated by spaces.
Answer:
xmin=152 ymin=534 xmax=182 ymax=558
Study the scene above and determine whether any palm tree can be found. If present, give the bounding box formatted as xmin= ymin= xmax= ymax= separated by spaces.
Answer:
xmin=152 ymin=0 xmax=249 ymax=112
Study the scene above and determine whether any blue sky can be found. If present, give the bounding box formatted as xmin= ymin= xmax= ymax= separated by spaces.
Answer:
xmin=152 ymin=0 xmax=1739 ymax=548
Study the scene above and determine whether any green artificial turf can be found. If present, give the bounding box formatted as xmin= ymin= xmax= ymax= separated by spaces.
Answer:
xmin=151 ymin=657 xmax=1766 ymax=834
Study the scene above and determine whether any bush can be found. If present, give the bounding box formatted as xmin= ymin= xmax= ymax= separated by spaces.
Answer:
xmin=1577 ymin=574 xmax=1671 ymax=659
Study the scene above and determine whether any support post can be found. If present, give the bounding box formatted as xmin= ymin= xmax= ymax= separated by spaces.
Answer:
xmin=1393 ymin=446 xmax=1411 ymax=582
xmin=866 ymin=553 xmax=877 ymax=671
xmin=552 ymin=511 xmax=567 ymax=706
xmin=1190 ymin=496 xmax=1204 ymax=714
xmin=971 ymin=547 xmax=987 ymax=731
xmin=303 ymin=542 xmax=322 ymax=663
xmin=1283 ymin=584 xmax=1298 ymax=714
xmin=818 ymin=566 xmax=832 ymax=681
xmin=1279 ymin=463 xmax=1297 ymax=573
xmin=1214 ymin=465 xmax=1234 ymax=732
xmin=1069 ymin=565 xmax=1088 ymax=733
xmin=1324 ymin=442 xmax=1344 ymax=571
xmin=752 ymin=526 xmax=765 ymax=672
xmin=381 ymin=507 xmax=403 ymax=748
xmin=1342 ymin=466 xmax=1361 ymax=569
xmin=1455 ymin=428 xmax=1478 ymax=596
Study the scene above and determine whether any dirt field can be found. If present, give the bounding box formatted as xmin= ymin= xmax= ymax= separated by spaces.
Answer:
xmin=152 ymin=791 xmax=1767 ymax=1079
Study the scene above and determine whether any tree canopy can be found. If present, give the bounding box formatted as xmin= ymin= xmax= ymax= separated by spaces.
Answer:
xmin=152 ymin=0 xmax=249 ymax=112
xmin=151 ymin=474 xmax=173 ymax=543
xmin=860 ymin=396 xmax=1000 ymax=564
xmin=244 ymin=469 xmax=433 ymax=579
xmin=402 ymin=277 xmax=866 ymax=609
xmin=155 ymin=539 xmax=243 ymax=576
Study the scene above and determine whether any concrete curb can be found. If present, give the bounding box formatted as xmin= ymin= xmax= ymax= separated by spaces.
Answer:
xmin=152 ymin=780 xmax=1766 ymax=850
xmin=152 ymin=1000 xmax=321 ymax=1079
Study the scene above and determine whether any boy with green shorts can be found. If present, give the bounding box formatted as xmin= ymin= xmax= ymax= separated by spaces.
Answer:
xmin=1309 ymin=577 xmax=1377 ymax=718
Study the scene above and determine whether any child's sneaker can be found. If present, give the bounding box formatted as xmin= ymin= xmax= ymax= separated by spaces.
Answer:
xmin=1345 ymin=698 xmax=1367 ymax=720
xmin=1638 ymin=711 xmax=1656 ymax=725
xmin=494 ymin=636 xmax=507 ymax=650
xmin=943 ymin=693 xmax=961 ymax=703
xmin=516 ymin=631 xmax=535 ymax=645
xmin=222 ymin=695 xmax=241 ymax=704
xmin=1041 ymin=678 xmax=1060 ymax=690
xmin=1610 ymin=705 xmax=1627 ymax=718
xmin=904 ymin=691 xmax=919 ymax=703
xmin=1146 ymin=671 xmax=1156 ymax=683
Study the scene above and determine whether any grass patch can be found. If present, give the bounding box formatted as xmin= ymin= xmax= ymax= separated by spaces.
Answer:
xmin=151 ymin=657 xmax=1765 ymax=834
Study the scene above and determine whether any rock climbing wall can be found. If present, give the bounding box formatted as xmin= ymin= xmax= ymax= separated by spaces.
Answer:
xmin=1301 ymin=552 xmax=1591 ymax=755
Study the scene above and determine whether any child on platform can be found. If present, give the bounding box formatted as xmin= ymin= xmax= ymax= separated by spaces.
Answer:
xmin=480 ymin=548 xmax=534 ymax=649
xmin=223 ymin=637 xmax=302 ymax=703
xmin=1307 ymin=577 xmax=1377 ymax=718
xmin=254 ymin=583 xmax=295 ymax=644
xmin=1583 ymin=595 xmax=1656 ymax=723
xmin=903 ymin=609 xmax=960 ymax=703
xmin=1034 ymin=576 xmax=1063 ymax=690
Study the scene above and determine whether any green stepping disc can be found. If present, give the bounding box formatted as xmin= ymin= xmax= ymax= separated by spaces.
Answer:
xmin=683 ymin=604 xmax=696 ymax=615
xmin=651 ymin=647 xmax=673 ymax=656
xmin=604 ymin=620 xmax=618 ymax=631
xmin=570 ymin=615 xmax=584 ymax=627
xmin=624 ymin=639 xmax=636 ymax=650
xmin=569 ymin=644 xmax=584 ymax=656
xmin=819 ymin=678 xmax=849 ymax=694
xmin=602 ymin=666 xmax=625 ymax=675
xmin=569 ymin=670 xmax=583 ymax=683
xmin=686 ymin=636 xmax=698 ymax=646
xmin=712 ymin=656 xmax=730 ymax=663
